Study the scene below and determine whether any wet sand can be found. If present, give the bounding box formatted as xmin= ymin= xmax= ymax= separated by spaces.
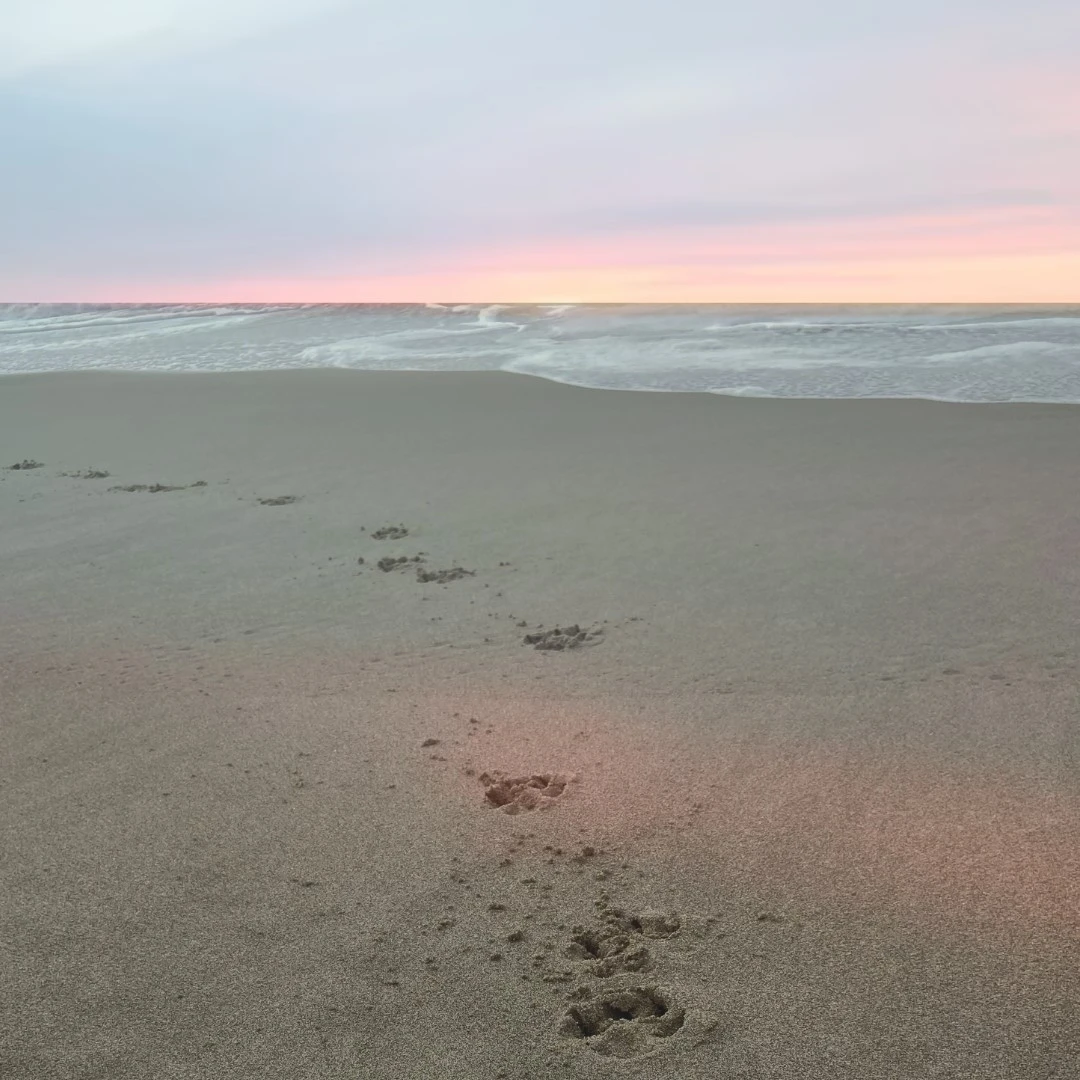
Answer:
xmin=2 ymin=370 xmax=1079 ymax=1078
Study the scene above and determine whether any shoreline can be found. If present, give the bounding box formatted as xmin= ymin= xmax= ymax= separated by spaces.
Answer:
xmin=6 ymin=364 xmax=1080 ymax=409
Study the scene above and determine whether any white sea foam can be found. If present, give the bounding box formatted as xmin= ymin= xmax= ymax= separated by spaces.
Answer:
xmin=0 ymin=314 xmax=275 ymax=354
xmin=708 ymin=384 xmax=773 ymax=397
xmin=919 ymin=341 xmax=1078 ymax=364
xmin=3 ymin=303 xmax=1080 ymax=403
xmin=471 ymin=304 xmax=526 ymax=331
xmin=934 ymin=317 xmax=1080 ymax=331
xmin=0 ymin=304 xmax=285 ymax=335
xmin=704 ymin=320 xmax=844 ymax=332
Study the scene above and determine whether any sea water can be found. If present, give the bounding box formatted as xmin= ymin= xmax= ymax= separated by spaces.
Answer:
xmin=2 ymin=303 xmax=1079 ymax=403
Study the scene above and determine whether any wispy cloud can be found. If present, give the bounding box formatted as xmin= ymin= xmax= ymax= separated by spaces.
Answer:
xmin=1 ymin=0 xmax=1077 ymax=299
xmin=1 ymin=0 xmax=347 ymax=76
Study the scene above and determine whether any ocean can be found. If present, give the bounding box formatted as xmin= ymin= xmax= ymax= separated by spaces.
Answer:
xmin=2 ymin=303 xmax=1079 ymax=403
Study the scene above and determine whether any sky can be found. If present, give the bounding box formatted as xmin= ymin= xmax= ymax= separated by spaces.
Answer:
xmin=2 ymin=0 xmax=1079 ymax=302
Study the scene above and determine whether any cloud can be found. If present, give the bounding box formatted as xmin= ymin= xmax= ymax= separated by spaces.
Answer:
xmin=0 ymin=0 xmax=346 ymax=76
xmin=1 ymin=0 xmax=1077 ymax=299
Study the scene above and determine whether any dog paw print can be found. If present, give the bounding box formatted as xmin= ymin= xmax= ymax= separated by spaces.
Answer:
xmin=479 ymin=772 xmax=571 ymax=814
xmin=560 ymin=984 xmax=685 ymax=1058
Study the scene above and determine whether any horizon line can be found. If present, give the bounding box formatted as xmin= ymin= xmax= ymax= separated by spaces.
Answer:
xmin=4 ymin=299 xmax=1079 ymax=307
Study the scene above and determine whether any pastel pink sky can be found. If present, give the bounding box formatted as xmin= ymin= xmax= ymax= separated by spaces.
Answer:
xmin=86 ymin=209 xmax=1080 ymax=304
xmin=3 ymin=1 xmax=1079 ymax=301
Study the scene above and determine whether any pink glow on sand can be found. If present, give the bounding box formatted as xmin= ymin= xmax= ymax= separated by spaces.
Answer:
xmin=442 ymin=689 xmax=1080 ymax=947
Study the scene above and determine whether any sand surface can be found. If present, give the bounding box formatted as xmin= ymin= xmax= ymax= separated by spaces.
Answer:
xmin=2 ymin=370 xmax=1079 ymax=1078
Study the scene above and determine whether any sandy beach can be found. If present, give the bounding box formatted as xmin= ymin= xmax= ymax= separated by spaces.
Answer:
xmin=2 ymin=370 xmax=1079 ymax=1078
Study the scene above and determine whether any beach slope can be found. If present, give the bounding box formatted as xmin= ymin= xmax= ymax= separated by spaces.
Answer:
xmin=2 ymin=371 xmax=1078 ymax=1078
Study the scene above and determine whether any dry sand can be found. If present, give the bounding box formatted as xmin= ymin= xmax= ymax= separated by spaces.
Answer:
xmin=2 ymin=370 xmax=1079 ymax=1078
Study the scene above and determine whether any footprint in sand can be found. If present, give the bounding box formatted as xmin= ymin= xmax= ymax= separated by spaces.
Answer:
xmin=567 ymin=929 xmax=652 ymax=977
xmin=377 ymin=554 xmax=425 ymax=571
xmin=257 ymin=495 xmax=301 ymax=506
xmin=560 ymin=982 xmax=685 ymax=1058
xmin=479 ymin=772 xmax=571 ymax=814
xmin=522 ymin=625 xmax=603 ymax=651
xmin=416 ymin=566 xmax=474 ymax=584
xmin=371 ymin=523 xmax=409 ymax=540
xmin=59 ymin=469 xmax=110 ymax=479
xmin=111 ymin=481 xmax=207 ymax=493
xmin=565 ymin=903 xmax=682 ymax=978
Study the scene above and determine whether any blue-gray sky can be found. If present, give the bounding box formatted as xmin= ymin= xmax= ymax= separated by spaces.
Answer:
xmin=3 ymin=0 xmax=1078 ymax=300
